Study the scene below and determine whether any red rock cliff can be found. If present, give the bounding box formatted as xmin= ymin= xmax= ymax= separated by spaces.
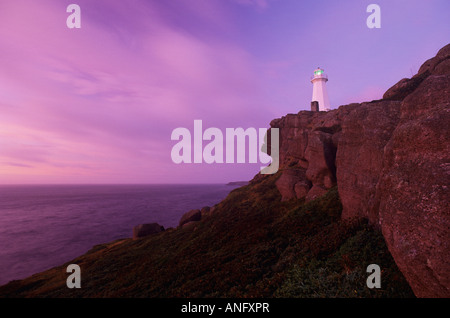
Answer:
xmin=269 ymin=43 xmax=450 ymax=297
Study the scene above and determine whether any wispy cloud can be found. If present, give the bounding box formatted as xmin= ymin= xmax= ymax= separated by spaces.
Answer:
xmin=3 ymin=162 xmax=34 ymax=168
xmin=0 ymin=0 xmax=269 ymax=183
xmin=233 ymin=0 xmax=271 ymax=10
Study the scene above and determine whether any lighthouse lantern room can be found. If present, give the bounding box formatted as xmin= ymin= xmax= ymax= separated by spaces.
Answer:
xmin=311 ymin=67 xmax=331 ymax=111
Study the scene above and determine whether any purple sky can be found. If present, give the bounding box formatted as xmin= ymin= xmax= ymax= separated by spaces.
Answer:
xmin=0 ymin=0 xmax=449 ymax=184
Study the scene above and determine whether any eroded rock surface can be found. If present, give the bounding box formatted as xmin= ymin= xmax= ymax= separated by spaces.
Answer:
xmin=268 ymin=43 xmax=450 ymax=297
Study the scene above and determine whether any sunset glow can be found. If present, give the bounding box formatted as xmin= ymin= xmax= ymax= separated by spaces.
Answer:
xmin=0 ymin=0 xmax=448 ymax=183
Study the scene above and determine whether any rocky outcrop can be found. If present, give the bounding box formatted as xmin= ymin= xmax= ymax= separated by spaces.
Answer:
xmin=132 ymin=223 xmax=165 ymax=239
xmin=200 ymin=206 xmax=211 ymax=217
xmin=275 ymin=168 xmax=309 ymax=201
xmin=179 ymin=209 xmax=202 ymax=227
xmin=268 ymin=43 xmax=450 ymax=297
xmin=271 ymin=106 xmax=353 ymax=201
xmin=376 ymin=56 xmax=450 ymax=297
xmin=382 ymin=73 xmax=428 ymax=101
xmin=336 ymin=100 xmax=401 ymax=224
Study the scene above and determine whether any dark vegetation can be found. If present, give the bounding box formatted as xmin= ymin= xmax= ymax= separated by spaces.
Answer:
xmin=0 ymin=173 xmax=414 ymax=297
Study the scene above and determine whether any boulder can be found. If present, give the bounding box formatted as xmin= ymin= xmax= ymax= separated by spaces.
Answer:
xmin=179 ymin=209 xmax=201 ymax=227
xmin=416 ymin=43 xmax=450 ymax=76
xmin=305 ymin=185 xmax=327 ymax=202
xmin=181 ymin=221 xmax=200 ymax=230
xmin=200 ymin=206 xmax=211 ymax=216
xmin=294 ymin=181 xmax=310 ymax=199
xmin=383 ymin=43 xmax=450 ymax=102
xmin=275 ymin=168 xmax=308 ymax=201
xmin=132 ymin=223 xmax=164 ymax=239
xmin=433 ymin=58 xmax=450 ymax=76
xmin=383 ymin=44 xmax=450 ymax=101
xmin=382 ymin=75 xmax=427 ymax=101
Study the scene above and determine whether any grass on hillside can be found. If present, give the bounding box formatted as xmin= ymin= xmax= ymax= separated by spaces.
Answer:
xmin=0 ymin=173 xmax=414 ymax=298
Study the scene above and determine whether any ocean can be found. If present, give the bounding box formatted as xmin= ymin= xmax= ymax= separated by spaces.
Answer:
xmin=0 ymin=184 xmax=239 ymax=286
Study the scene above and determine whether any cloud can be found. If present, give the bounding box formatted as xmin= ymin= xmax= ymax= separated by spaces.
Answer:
xmin=3 ymin=162 xmax=34 ymax=168
xmin=0 ymin=0 xmax=271 ymax=183
xmin=233 ymin=0 xmax=270 ymax=10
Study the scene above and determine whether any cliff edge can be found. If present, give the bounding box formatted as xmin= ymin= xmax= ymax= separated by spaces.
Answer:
xmin=270 ymin=43 xmax=450 ymax=297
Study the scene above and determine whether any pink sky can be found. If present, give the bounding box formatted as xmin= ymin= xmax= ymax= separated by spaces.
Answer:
xmin=0 ymin=0 xmax=448 ymax=184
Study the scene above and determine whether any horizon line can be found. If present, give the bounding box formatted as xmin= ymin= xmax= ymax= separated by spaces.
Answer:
xmin=0 ymin=182 xmax=249 ymax=186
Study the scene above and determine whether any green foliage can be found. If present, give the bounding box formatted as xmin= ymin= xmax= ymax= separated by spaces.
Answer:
xmin=275 ymin=226 xmax=415 ymax=298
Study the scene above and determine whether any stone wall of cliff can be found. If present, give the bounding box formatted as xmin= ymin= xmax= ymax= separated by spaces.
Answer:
xmin=269 ymin=44 xmax=450 ymax=297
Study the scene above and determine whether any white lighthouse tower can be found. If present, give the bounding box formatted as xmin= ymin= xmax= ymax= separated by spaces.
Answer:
xmin=311 ymin=67 xmax=331 ymax=111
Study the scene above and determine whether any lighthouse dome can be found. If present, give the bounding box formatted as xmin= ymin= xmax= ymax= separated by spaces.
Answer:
xmin=313 ymin=68 xmax=324 ymax=76
xmin=311 ymin=67 xmax=328 ymax=81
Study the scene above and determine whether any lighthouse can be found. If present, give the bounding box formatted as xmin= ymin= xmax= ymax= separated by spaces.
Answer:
xmin=311 ymin=67 xmax=331 ymax=111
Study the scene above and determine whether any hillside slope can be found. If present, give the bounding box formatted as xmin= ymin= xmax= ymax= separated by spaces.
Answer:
xmin=0 ymin=175 xmax=413 ymax=297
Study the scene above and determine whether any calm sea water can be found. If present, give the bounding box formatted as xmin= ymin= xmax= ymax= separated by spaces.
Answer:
xmin=0 ymin=184 xmax=239 ymax=286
